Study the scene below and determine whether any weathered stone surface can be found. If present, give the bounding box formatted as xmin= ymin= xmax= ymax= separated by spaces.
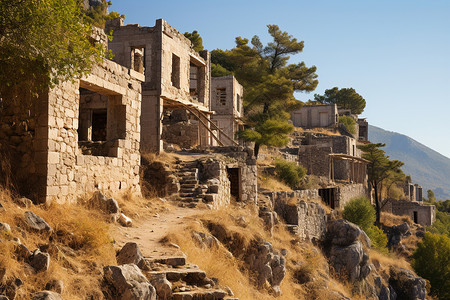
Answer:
xmin=14 ymin=197 xmax=33 ymax=208
xmin=192 ymin=231 xmax=219 ymax=249
xmin=45 ymin=280 xmax=64 ymax=294
xmin=148 ymin=274 xmax=172 ymax=299
xmin=116 ymin=242 xmax=145 ymax=269
xmin=389 ymin=267 xmax=426 ymax=300
xmin=89 ymin=191 xmax=119 ymax=214
xmin=118 ymin=213 xmax=132 ymax=227
xmin=386 ymin=222 xmax=412 ymax=249
xmin=24 ymin=211 xmax=52 ymax=232
xmin=28 ymin=249 xmax=50 ymax=272
xmin=15 ymin=243 xmax=32 ymax=261
xmin=0 ymin=222 xmax=11 ymax=234
xmin=325 ymin=219 xmax=372 ymax=283
xmin=245 ymin=241 xmax=286 ymax=296
xmin=30 ymin=291 xmax=63 ymax=300
xmin=0 ymin=295 xmax=9 ymax=300
xmin=103 ymin=264 xmax=156 ymax=300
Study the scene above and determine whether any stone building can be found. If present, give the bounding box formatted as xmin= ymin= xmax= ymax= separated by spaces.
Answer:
xmin=403 ymin=179 xmax=423 ymax=202
xmin=382 ymin=199 xmax=435 ymax=225
xmin=210 ymin=76 xmax=244 ymax=146
xmin=357 ymin=118 xmax=368 ymax=141
xmin=291 ymin=104 xmax=338 ymax=128
xmin=106 ymin=18 xmax=219 ymax=152
xmin=0 ymin=34 xmax=143 ymax=203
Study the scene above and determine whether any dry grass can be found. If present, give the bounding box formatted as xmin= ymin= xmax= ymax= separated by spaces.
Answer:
xmin=370 ymin=249 xmax=412 ymax=274
xmin=295 ymin=127 xmax=341 ymax=136
xmin=164 ymin=204 xmax=353 ymax=300
xmin=381 ymin=212 xmax=413 ymax=227
xmin=0 ymin=188 xmax=116 ymax=299
xmin=258 ymin=173 xmax=293 ymax=192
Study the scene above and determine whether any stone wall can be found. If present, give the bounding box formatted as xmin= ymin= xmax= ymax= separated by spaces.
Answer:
xmin=298 ymin=145 xmax=332 ymax=177
xmin=336 ymin=183 xmax=368 ymax=208
xmin=198 ymin=158 xmax=231 ymax=209
xmin=291 ymin=104 xmax=338 ymax=128
xmin=1 ymin=59 xmax=143 ymax=203
xmin=382 ymin=199 xmax=435 ymax=226
xmin=267 ymin=191 xmax=327 ymax=242
xmin=107 ymin=18 xmax=212 ymax=152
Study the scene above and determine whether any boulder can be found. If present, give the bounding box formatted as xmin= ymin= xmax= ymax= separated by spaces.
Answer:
xmin=387 ymin=222 xmax=411 ymax=248
xmin=89 ymin=191 xmax=119 ymax=214
xmin=326 ymin=219 xmax=372 ymax=283
xmin=148 ymin=274 xmax=172 ymax=299
xmin=116 ymin=243 xmax=145 ymax=269
xmin=15 ymin=243 xmax=32 ymax=261
xmin=118 ymin=214 xmax=132 ymax=227
xmin=45 ymin=280 xmax=64 ymax=294
xmin=0 ymin=222 xmax=11 ymax=234
xmin=192 ymin=231 xmax=220 ymax=249
xmin=28 ymin=249 xmax=50 ymax=272
xmin=389 ymin=267 xmax=426 ymax=300
xmin=24 ymin=211 xmax=52 ymax=232
xmin=103 ymin=264 xmax=156 ymax=300
xmin=30 ymin=291 xmax=63 ymax=300
xmin=14 ymin=197 xmax=33 ymax=208
xmin=0 ymin=295 xmax=8 ymax=300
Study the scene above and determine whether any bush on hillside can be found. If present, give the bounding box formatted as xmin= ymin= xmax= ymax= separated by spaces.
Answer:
xmin=412 ymin=232 xmax=450 ymax=299
xmin=338 ymin=115 xmax=356 ymax=134
xmin=274 ymin=159 xmax=306 ymax=190
xmin=343 ymin=197 xmax=388 ymax=251
xmin=343 ymin=197 xmax=375 ymax=231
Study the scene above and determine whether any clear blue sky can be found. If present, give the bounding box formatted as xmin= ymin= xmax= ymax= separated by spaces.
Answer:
xmin=111 ymin=0 xmax=450 ymax=158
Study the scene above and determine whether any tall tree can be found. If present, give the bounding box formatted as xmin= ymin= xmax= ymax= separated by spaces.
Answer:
xmin=314 ymin=87 xmax=366 ymax=114
xmin=427 ymin=189 xmax=436 ymax=203
xmin=212 ymin=25 xmax=318 ymax=157
xmin=358 ymin=143 xmax=404 ymax=225
xmin=0 ymin=0 xmax=105 ymax=99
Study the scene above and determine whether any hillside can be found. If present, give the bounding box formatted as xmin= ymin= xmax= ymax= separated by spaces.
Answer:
xmin=369 ymin=125 xmax=450 ymax=200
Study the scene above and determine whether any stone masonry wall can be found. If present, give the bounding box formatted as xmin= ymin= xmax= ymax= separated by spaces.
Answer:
xmin=336 ymin=183 xmax=367 ymax=208
xmin=41 ymin=60 xmax=143 ymax=203
xmin=382 ymin=199 xmax=435 ymax=226
xmin=268 ymin=191 xmax=327 ymax=242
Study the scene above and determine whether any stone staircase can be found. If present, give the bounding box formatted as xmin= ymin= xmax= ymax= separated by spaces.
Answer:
xmin=174 ymin=160 xmax=221 ymax=208
xmin=144 ymin=255 xmax=237 ymax=300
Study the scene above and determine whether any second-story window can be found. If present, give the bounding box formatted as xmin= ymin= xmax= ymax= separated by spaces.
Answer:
xmin=217 ymin=88 xmax=226 ymax=105
xmin=171 ymin=54 xmax=180 ymax=88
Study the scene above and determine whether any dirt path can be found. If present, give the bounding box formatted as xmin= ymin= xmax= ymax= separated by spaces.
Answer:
xmin=111 ymin=204 xmax=200 ymax=258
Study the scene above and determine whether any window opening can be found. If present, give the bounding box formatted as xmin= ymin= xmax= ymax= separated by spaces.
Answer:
xmin=131 ymin=47 xmax=145 ymax=73
xmin=171 ymin=54 xmax=180 ymax=88
xmin=227 ymin=167 xmax=240 ymax=201
xmin=217 ymin=88 xmax=226 ymax=105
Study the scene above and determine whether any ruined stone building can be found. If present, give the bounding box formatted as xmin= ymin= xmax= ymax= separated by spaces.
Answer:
xmin=291 ymin=104 xmax=338 ymax=128
xmin=382 ymin=199 xmax=435 ymax=225
xmin=106 ymin=18 xmax=220 ymax=152
xmin=0 ymin=29 xmax=143 ymax=203
xmin=358 ymin=118 xmax=369 ymax=141
xmin=403 ymin=179 xmax=423 ymax=202
xmin=210 ymin=76 xmax=244 ymax=146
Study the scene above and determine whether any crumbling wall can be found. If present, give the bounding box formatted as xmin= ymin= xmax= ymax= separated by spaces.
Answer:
xmin=198 ymin=158 xmax=231 ymax=208
xmin=268 ymin=191 xmax=327 ymax=242
xmin=382 ymin=199 xmax=435 ymax=226
xmin=298 ymin=145 xmax=331 ymax=177
xmin=336 ymin=183 xmax=368 ymax=208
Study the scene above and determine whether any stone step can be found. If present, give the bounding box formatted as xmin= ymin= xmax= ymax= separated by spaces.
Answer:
xmin=147 ymin=266 xmax=207 ymax=284
xmin=179 ymin=192 xmax=197 ymax=198
xmin=180 ymin=179 xmax=198 ymax=185
xmin=180 ymin=187 xmax=196 ymax=193
xmin=172 ymin=288 xmax=228 ymax=300
xmin=180 ymin=183 xmax=197 ymax=188
xmin=144 ymin=256 xmax=186 ymax=267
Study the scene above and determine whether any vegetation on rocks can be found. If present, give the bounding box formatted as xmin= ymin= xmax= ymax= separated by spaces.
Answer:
xmin=274 ymin=159 xmax=306 ymax=190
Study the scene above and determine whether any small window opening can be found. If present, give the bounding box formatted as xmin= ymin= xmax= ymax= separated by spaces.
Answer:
xmin=131 ymin=47 xmax=145 ymax=73
xmin=236 ymin=94 xmax=241 ymax=113
xmin=217 ymin=88 xmax=227 ymax=106
xmin=78 ymin=86 xmax=125 ymax=157
xmin=171 ymin=54 xmax=180 ymax=88
xmin=189 ymin=63 xmax=198 ymax=101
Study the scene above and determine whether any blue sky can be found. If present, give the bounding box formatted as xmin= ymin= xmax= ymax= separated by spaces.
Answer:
xmin=111 ymin=0 xmax=450 ymax=158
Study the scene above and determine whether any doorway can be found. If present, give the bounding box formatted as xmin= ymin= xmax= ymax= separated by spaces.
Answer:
xmin=227 ymin=167 xmax=240 ymax=201
xmin=319 ymin=188 xmax=337 ymax=209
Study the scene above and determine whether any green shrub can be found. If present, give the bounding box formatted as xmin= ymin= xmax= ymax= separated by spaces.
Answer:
xmin=338 ymin=115 xmax=356 ymax=134
xmin=343 ymin=197 xmax=388 ymax=251
xmin=366 ymin=225 xmax=388 ymax=252
xmin=342 ymin=197 xmax=375 ymax=231
xmin=412 ymin=233 xmax=450 ymax=299
xmin=274 ymin=159 xmax=306 ymax=190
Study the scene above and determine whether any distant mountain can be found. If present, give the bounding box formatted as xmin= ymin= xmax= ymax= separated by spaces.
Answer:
xmin=368 ymin=125 xmax=450 ymax=200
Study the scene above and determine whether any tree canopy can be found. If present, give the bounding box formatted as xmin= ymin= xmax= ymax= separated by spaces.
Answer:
xmin=212 ymin=25 xmax=318 ymax=156
xmin=0 ymin=0 xmax=105 ymax=99
xmin=314 ymin=87 xmax=366 ymax=114
xmin=184 ymin=30 xmax=204 ymax=52
xmin=358 ymin=143 xmax=404 ymax=225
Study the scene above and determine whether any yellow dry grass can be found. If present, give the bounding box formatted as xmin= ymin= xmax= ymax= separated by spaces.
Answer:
xmin=381 ymin=212 xmax=413 ymax=227
xmin=0 ymin=188 xmax=116 ymax=299
xmin=164 ymin=204 xmax=352 ymax=300
xmin=294 ymin=127 xmax=341 ymax=136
